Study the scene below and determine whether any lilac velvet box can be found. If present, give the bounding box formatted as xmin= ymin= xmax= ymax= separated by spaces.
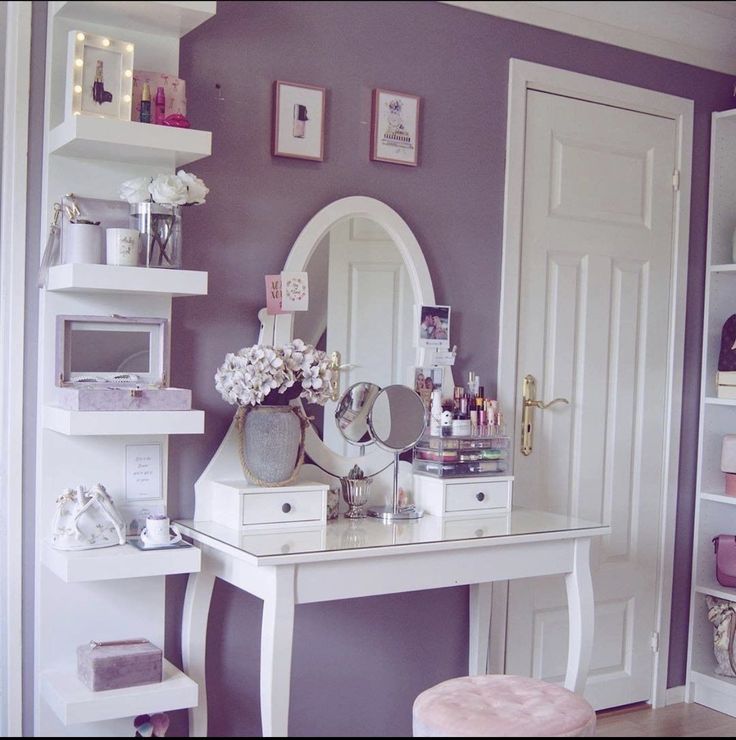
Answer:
xmin=77 ymin=639 xmax=162 ymax=692
xmin=53 ymin=314 xmax=192 ymax=411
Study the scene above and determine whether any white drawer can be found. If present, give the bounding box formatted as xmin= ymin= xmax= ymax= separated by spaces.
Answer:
xmin=242 ymin=490 xmax=325 ymax=526
xmin=444 ymin=480 xmax=510 ymax=513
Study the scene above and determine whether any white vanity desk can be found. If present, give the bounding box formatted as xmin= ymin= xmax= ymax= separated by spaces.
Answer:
xmin=177 ymin=509 xmax=609 ymax=737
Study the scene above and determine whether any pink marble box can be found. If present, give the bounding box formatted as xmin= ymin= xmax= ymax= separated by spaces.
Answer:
xmin=54 ymin=314 xmax=192 ymax=411
xmin=77 ymin=639 xmax=162 ymax=692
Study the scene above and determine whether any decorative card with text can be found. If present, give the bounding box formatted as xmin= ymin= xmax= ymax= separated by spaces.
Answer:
xmin=280 ymin=271 xmax=309 ymax=312
xmin=125 ymin=444 xmax=162 ymax=502
xmin=265 ymin=274 xmax=285 ymax=315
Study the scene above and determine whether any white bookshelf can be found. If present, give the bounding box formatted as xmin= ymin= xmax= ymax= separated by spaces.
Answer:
xmin=36 ymin=1 xmax=214 ymax=733
xmin=686 ymin=108 xmax=736 ymax=716
xmin=46 ymin=263 xmax=208 ymax=296
xmin=42 ymin=541 xmax=201 ymax=582
xmin=41 ymin=660 xmax=198 ymax=726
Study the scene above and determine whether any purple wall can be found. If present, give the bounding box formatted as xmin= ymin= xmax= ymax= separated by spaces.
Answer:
xmin=168 ymin=1 xmax=735 ymax=734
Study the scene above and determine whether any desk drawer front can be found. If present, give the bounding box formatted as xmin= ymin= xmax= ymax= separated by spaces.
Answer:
xmin=445 ymin=480 xmax=510 ymax=513
xmin=242 ymin=490 xmax=324 ymax=526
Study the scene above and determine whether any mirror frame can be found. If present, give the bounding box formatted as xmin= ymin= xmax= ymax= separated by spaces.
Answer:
xmin=257 ymin=196 xmax=443 ymax=475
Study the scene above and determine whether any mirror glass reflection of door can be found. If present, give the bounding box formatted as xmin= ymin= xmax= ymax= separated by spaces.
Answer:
xmin=293 ymin=217 xmax=414 ymax=456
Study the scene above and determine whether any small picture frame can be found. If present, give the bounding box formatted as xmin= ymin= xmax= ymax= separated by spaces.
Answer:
xmin=67 ymin=30 xmax=134 ymax=121
xmin=418 ymin=305 xmax=451 ymax=349
xmin=370 ymin=88 xmax=420 ymax=166
xmin=272 ymin=80 xmax=326 ymax=161
xmin=414 ymin=367 xmax=444 ymax=409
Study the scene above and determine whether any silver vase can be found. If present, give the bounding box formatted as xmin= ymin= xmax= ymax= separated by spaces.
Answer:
xmin=340 ymin=476 xmax=372 ymax=518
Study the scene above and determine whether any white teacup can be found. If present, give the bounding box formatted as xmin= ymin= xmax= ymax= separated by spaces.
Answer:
xmin=140 ymin=515 xmax=181 ymax=546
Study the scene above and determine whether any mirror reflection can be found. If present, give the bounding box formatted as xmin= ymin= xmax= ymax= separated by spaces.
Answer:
xmin=334 ymin=381 xmax=381 ymax=446
xmin=368 ymin=384 xmax=426 ymax=453
xmin=70 ymin=329 xmax=151 ymax=374
xmin=292 ymin=216 xmax=416 ymax=455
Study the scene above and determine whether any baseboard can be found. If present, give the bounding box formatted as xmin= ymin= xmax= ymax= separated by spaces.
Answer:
xmin=665 ymin=685 xmax=686 ymax=705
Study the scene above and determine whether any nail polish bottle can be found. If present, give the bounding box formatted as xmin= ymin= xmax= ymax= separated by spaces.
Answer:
xmin=139 ymin=83 xmax=151 ymax=123
xmin=154 ymin=86 xmax=166 ymax=125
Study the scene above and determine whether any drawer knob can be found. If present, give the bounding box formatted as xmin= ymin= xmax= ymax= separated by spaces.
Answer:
xmin=476 ymin=492 xmax=485 ymax=502
xmin=282 ymin=503 xmax=292 ymax=513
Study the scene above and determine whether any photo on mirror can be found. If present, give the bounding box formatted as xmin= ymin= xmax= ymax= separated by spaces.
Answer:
xmin=418 ymin=304 xmax=451 ymax=348
xmin=414 ymin=366 xmax=444 ymax=409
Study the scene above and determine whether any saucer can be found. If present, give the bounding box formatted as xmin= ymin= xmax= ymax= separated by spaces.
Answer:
xmin=129 ymin=537 xmax=191 ymax=552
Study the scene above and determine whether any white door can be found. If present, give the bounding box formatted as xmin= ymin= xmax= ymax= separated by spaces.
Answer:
xmin=323 ymin=217 xmax=414 ymax=455
xmin=505 ymin=90 xmax=677 ymax=709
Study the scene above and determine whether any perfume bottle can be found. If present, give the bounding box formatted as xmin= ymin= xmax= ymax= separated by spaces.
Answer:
xmin=292 ymin=104 xmax=308 ymax=138
xmin=139 ymin=83 xmax=151 ymax=123
xmin=154 ymin=86 xmax=166 ymax=125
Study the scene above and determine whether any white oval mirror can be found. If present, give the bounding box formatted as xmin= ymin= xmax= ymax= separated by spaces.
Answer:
xmin=367 ymin=384 xmax=426 ymax=453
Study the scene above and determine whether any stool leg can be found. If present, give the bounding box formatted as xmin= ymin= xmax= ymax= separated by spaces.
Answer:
xmin=564 ymin=537 xmax=594 ymax=694
xmin=469 ymin=582 xmax=492 ymax=675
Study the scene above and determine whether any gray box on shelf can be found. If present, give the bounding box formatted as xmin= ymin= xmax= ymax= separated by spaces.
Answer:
xmin=77 ymin=639 xmax=162 ymax=692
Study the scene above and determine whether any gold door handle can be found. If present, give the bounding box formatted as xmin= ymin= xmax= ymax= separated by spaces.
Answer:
xmin=521 ymin=374 xmax=569 ymax=456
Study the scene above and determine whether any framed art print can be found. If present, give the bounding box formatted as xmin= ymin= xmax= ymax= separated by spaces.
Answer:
xmin=67 ymin=30 xmax=134 ymax=121
xmin=272 ymin=80 xmax=326 ymax=161
xmin=371 ymin=88 xmax=420 ymax=166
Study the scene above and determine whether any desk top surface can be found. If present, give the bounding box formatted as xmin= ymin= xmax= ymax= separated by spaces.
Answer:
xmin=176 ymin=508 xmax=609 ymax=564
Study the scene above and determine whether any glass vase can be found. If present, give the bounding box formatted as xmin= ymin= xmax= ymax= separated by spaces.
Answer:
xmin=129 ymin=202 xmax=182 ymax=269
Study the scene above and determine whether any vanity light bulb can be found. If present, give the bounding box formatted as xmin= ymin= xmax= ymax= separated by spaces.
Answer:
xmin=123 ymin=94 xmax=131 ymax=102
xmin=126 ymin=44 xmax=134 ymax=53
xmin=74 ymin=85 xmax=82 ymax=94
xmin=73 ymin=111 xmax=81 ymax=116
xmin=124 ymin=70 xmax=132 ymax=78
xmin=101 ymin=38 xmax=111 ymax=47
xmin=76 ymin=32 xmax=85 ymax=41
xmin=75 ymin=58 xmax=83 ymax=68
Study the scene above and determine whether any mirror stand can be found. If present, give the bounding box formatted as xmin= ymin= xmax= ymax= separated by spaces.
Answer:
xmin=367 ymin=450 xmax=423 ymax=521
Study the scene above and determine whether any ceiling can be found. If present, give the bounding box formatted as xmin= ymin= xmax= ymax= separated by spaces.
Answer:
xmin=442 ymin=1 xmax=736 ymax=75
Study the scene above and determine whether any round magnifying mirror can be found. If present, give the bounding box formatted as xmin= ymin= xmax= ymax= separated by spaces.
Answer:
xmin=367 ymin=384 xmax=426 ymax=522
xmin=367 ymin=384 xmax=426 ymax=452
xmin=334 ymin=381 xmax=382 ymax=446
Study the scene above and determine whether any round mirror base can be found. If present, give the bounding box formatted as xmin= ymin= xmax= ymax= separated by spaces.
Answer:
xmin=367 ymin=506 xmax=424 ymax=522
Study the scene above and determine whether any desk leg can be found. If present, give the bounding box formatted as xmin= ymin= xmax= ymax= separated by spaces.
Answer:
xmin=564 ymin=537 xmax=594 ymax=694
xmin=182 ymin=569 xmax=216 ymax=738
xmin=469 ymin=583 xmax=492 ymax=675
xmin=261 ymin=565 xmax=296 ymax=737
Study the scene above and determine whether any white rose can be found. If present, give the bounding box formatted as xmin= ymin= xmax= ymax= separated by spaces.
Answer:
xmin=177 ymin=170 xmax=209 ymax=204
xmin=119 ymin=176 xmax=152 ymax=204
xmin=149 ymin=174 xmax=188 ymax=205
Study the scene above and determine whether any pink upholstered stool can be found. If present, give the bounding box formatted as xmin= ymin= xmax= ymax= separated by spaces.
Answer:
xmin=412 ymin=675 xmax=596 ymax=737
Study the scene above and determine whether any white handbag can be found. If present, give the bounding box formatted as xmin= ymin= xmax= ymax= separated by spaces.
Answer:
xmin=50 ymin=483 xmax=127 ymax=551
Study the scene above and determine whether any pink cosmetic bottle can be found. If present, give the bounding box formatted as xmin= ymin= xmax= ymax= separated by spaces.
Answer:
xmin=154 ymin=86 xmax=166 ymax=125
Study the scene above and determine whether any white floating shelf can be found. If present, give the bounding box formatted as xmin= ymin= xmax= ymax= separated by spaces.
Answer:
xmin=41 ymin=659 xmax=198 ymax=726
xmin=710 ymin=264 xmax=736 ymax=272
xmin=44 ymin=407 xmax=205 ymax=436
xmin=704 ymin=396 xmax=736 ymax=406
xmin=689 ymin=670 xmax=736 ymax=718
xmin=42 ymin=541 xmax=201 ymax=582
xmin=51 ymin=1 xmax=216 ymax=38
xmin=46 ymin=263 xmax=208 ymax=296
xmin=701 ymin=491 xmax=736 ymax=506
xmin=50 ymin=117 xmax=212 ymax=167
xmin=694 ymin=578 xmax=736 ymax=602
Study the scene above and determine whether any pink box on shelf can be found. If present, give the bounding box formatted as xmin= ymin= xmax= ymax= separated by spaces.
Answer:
xmin=52 ymin=315 xmax=192 ymax=412
xmin=77 ymin=639 xmax=162 ymax=692
xmin=131 ymin=70 xmax=187 ymax=124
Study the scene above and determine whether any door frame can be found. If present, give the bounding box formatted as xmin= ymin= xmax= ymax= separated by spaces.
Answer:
xmin=494 ymin=59 xmax=693 ymax=708
xmin=0 ymin=1 xmax=31 ymax=735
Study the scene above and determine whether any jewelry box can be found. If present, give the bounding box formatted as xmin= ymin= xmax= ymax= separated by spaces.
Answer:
xmin=51 ymin=314 xmax=192 ymax=411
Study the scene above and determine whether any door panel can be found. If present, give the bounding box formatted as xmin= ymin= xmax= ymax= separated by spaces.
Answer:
xmin=506 ymin=90 xmax=676 ymax=709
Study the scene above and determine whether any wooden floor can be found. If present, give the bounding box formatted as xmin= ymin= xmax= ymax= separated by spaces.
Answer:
xmin=596 ymin=701 xmax=736 ymax=737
